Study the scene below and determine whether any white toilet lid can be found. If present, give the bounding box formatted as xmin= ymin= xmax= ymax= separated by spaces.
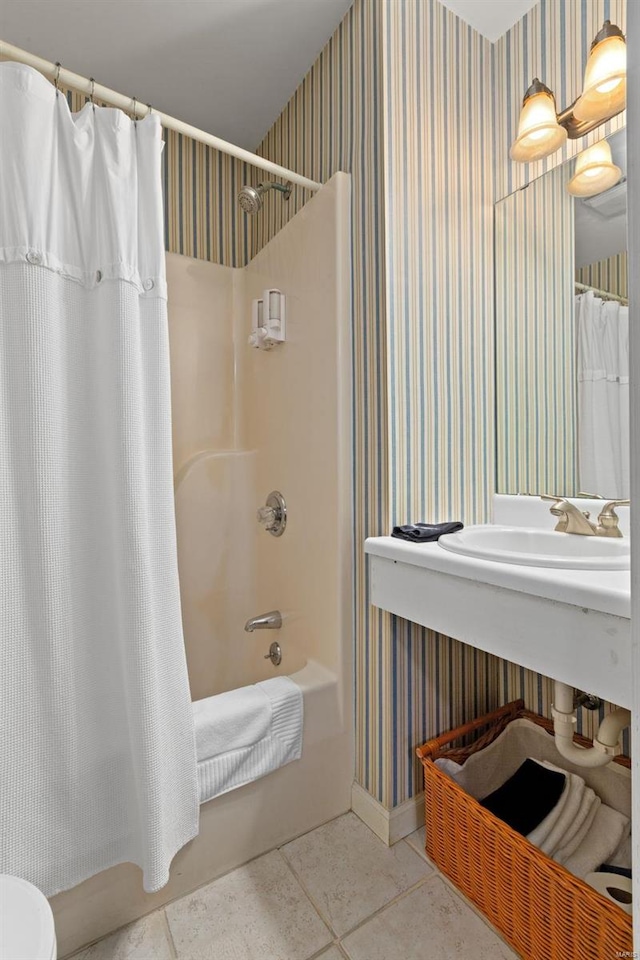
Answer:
xmin=0 ymin=875 xmax=56 ymax=960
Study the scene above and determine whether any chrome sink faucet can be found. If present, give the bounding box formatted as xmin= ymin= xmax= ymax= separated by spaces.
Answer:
xmin=542 ymin=496 xmax=630 ymax=537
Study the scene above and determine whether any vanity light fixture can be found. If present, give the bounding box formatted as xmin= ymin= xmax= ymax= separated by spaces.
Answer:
xmin=566 ymin=139 xmax=622 ymax=197
xmin=510 ymin=20 xmax=626 ymax=164
xmin=509 ymin=80 xmax=567 ymax=162
xmin=575 ymin=21 xmax=626 ymax=123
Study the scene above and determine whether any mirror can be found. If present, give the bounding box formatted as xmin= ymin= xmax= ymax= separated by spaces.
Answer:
xmin=495 ymin=128 xmax=628 ymax=499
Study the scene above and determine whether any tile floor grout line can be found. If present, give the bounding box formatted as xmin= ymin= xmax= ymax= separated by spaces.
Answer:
xmin=436 ymin=867 xmax=520 ymax=955
xmin=278 ymin=816 xmax=438 ymax=944
xmin=101 ymin=810 xmax=353 ymax=953
xmin=333 ymin=876 xmax=434 ymax=943
xmin=305 ymin=939 xmax=344 ymax=960
xmin=160 ymin=908 xmax=178 ymax=960
xmin=63 ymin=817 xmax=517 ymax=960
xmin=276 ymin=847 xmax=338 ymax=942
xmin=61 ymin=903 xmax=172 ymax=960
xmin=403 ymin=831 xmax=518 ymax=954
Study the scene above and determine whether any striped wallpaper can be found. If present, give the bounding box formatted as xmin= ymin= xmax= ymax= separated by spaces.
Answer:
xmin=41 ymin=0 xmax=629 ymax=810
xmin=255 ymin=0 xmax=510 ymax=807
xmin=495 ymin=164 xmax=577 ymax=496
xmin=256 ymin=0 xmax=396 ymax=803
xmin=252 ymin=0 xmax=629 ymax=807
xmin=577 ymin=251 xmax=629 ymax=299
xmin=380 ymin=1 xmax=498 ymax=804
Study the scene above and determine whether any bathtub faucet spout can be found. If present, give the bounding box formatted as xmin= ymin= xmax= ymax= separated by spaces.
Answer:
xmin=244 ymin=610 xmax=282 ymax=632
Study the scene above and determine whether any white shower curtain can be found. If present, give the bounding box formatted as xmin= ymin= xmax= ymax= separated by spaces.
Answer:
xmin=0 ymin=63 xmax=198 ymax=895
xmin=576 ymin=290 xmax=630 ymax=499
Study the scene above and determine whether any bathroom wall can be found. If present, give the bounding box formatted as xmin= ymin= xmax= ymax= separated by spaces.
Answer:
xmin=253 ymin=0 xmax=503 ymax=809
xmin=577 ymin=251 xmax=629 ymax=299
xmin=239 ymin=173 xmax=353 ymax=688
xmin=252 ymin=0 xmax=630 ymax=810
xmin=169 ymin=174 xmax=352 ymax=700
xmin=167 ymin=256 xmax=257 ymax=701
xmin=255 ymin=0 xmax=397 ymax=804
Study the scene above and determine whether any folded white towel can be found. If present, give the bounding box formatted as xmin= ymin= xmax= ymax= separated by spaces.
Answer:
xmin=195 ymin=676 xmax=303 ymax=804
xmin=526 ymin=767 xmax=571 ymax=851
xmin=564 ymin=803 xmax=631 ymax=879
xmin=194 ymin=685 xmax=273 ymax=762
xmin=607 ymin=829 xmax=632 ymax=871
xmin=526 ymin=762 xmax=589 ymax=858
xmin=555 ymin=793 xmax=601 ymax=863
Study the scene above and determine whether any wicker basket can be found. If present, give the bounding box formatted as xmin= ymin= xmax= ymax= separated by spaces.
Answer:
xmin=416 ymin=700 xmax=632 ymax=960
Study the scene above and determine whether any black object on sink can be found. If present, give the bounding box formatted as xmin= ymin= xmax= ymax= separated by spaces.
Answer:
xmin=391 ymin=521 xmax=464 ymax=543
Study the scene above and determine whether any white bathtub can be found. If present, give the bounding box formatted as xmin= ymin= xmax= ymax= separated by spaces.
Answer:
xmin=51 ymin=658 xmax=352 ymax=959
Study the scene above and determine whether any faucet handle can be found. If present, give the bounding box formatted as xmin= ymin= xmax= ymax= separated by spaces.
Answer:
xmin=596 ymin=500 xmax=629 ymax=537
xmin=257 ymin=491 xmax=287 ymax=537
xmin=540 ymin=494 xmax=590 ymax=516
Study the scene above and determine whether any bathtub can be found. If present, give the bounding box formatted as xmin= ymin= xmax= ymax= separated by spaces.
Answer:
xmin=198 ymin=659 xmax=348 ymax=798
xmin=50 ymin=657 xmax=353 ymax=958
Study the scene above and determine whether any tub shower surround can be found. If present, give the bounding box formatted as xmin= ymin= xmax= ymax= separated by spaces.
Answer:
xmin=46 ymin=173 xmax=352 ymax=957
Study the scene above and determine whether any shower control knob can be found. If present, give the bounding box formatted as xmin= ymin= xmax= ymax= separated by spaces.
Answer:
xmin=257 ymin=491 xmax=287 ymax=537
xmin=264 ymin=641 xmax=282 ymax=666
xmin=257 ymin=506 xmax=277 ymax=527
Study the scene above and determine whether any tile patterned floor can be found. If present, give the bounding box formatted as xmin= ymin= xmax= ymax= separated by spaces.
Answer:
xmin=70 ymin=813 xmax=519 ymax=960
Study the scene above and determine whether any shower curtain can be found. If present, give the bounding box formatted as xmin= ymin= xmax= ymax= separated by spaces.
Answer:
xmin=0 ymin=63 xmax=198 ymax=895
xmin=576 ymin=290 xmax=630 ymax=499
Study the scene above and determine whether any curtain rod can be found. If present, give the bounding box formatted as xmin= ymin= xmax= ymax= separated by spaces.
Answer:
xmin=575 ymin=280 xmax=629 ymax=306
xmin=0 ymin=40 xmax=323 ymax=193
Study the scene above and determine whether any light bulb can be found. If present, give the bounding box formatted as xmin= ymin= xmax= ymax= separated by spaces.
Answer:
xmin=575 ymin=22 xmax=626 ymax=122
xmin=566 ymin=139 xmax=622 ymax=197
xmin=510 ymin=80 xmax=567 ymax=163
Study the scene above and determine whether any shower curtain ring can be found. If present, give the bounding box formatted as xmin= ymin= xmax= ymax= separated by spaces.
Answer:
xmin=131 ymin=96 xmax=138 ymax=127
xmin=89 ymin=78 xmax=96 ymax=113
xmin=54 ymin=62 xmax=61 ymax=97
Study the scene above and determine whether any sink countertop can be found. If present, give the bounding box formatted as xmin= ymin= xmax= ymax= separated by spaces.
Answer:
xmin=365 ymin=496 xmax=631 ymax=707
xmin=365 ymin=535 xmax=630 ymax=620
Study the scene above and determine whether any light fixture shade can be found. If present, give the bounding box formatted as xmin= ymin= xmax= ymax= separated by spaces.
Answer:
xmin=574 ymin=23 xmax=626 ymax=122
xmin=567 ymin=139 xmax=622 ymax=197
xmin=510 ymin=81 xmax=567 ymax=163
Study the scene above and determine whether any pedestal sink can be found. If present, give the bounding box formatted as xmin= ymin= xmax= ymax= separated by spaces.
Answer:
xmin=365 ymin=496 xmax=631 ymax=707
xmin=438 ymin=524 xmax=630 ymax=570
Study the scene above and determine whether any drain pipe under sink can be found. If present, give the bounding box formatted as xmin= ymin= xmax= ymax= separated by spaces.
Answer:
xmin=552 ymin=681 xmax=631 ymax=768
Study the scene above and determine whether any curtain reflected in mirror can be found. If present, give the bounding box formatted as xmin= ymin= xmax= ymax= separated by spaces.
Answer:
xmin=576 ymin=291 xmax=629 ymax=498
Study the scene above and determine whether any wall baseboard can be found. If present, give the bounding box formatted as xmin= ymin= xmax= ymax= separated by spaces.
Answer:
xmin=351 ymin=782 xmax=424 ymax=846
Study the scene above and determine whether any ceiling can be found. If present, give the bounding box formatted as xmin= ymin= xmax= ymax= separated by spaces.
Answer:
xmin=1 ymin=0 xmax=354 ymax=149
xmin=439 ymin=0 xmax=539 ymax=42
xmin=2 ymin=0 xmax=542 ymax=149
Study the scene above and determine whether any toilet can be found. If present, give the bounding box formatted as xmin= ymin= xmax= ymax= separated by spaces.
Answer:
xmin=0 ymin=875 xmax=56 ymax=960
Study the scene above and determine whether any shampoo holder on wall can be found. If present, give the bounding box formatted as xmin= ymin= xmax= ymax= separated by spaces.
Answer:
xmin=248 ymin=289 xmax=286 ymax=350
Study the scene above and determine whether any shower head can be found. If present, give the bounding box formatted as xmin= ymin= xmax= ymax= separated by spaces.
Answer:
xmin=238 ymin=181 xmax=292 ymax=215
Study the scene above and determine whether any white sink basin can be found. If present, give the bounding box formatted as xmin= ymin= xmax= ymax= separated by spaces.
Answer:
xmin=438 ymin=525 xmax=630 ymax=570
